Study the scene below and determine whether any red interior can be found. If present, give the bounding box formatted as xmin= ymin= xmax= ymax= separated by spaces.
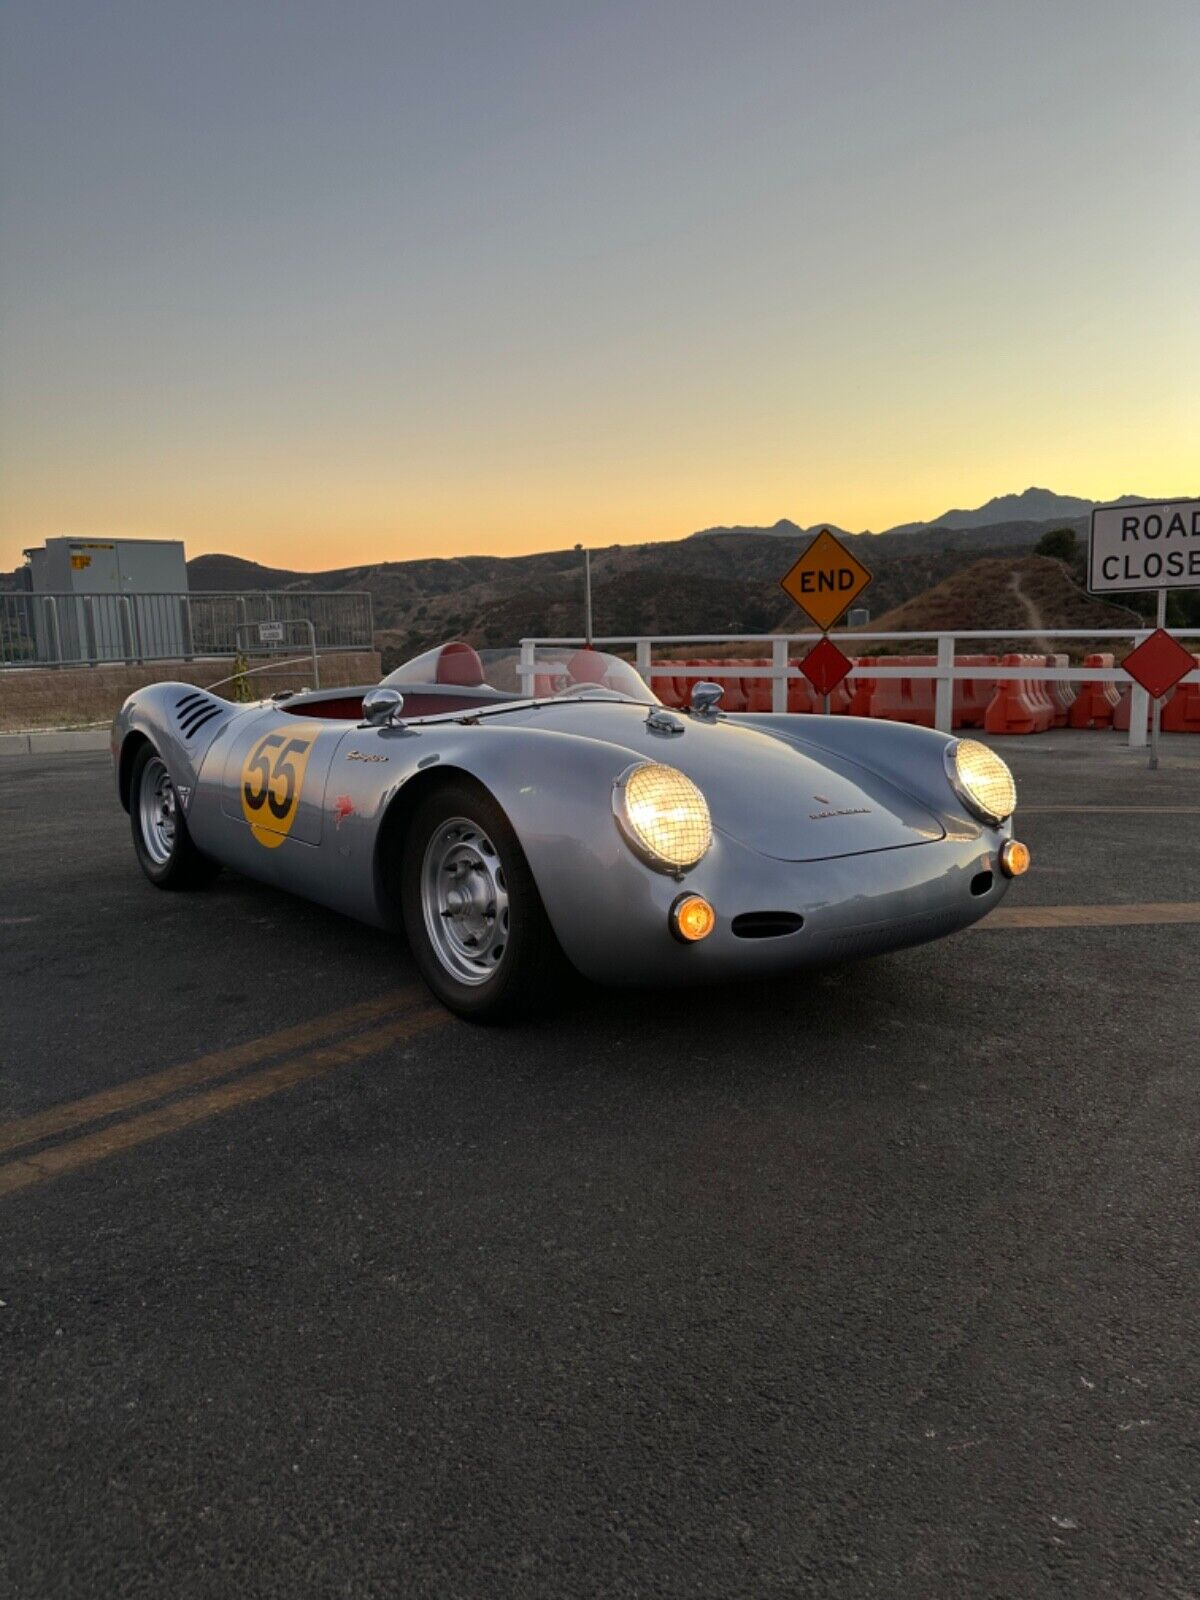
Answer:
xmin=436 ymin=642 xmax=486 ymax=685
xmin=281 ymin=688 xmax=500 ymax=721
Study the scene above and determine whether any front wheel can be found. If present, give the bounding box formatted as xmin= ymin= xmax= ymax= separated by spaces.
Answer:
xmin=400 ymin=779 xmax=568 ymax=1021
xmin=130 ymin=742 xmax=220 ymax=890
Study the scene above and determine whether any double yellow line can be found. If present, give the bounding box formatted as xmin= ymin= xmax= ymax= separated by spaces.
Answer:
xmin=0 ymin=990 xmax=446 ymax=1198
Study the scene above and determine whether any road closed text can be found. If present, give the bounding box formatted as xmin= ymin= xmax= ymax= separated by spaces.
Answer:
xmin=1088 ymin=500 xmax=1200 ymax=594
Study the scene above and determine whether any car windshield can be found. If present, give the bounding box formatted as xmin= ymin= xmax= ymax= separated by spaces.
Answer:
xmin=381 ymin=644 xmax=658 ymax=704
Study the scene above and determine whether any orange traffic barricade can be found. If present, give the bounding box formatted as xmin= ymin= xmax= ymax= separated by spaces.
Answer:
xmin=984 ymin=655 xmax=1054 ymax=734
xmin=1045 ymin=653 xmax=1075 ymax=727
xmin=868 ymin=655 xmax=936 ymax=726
xmin=1068 ymin=653 xmax=1121 ymax=729
xmin=952 ymin=655 xmax=999 ymax=729
xmin=1162 ymin=655 xmax=1200 ymax=731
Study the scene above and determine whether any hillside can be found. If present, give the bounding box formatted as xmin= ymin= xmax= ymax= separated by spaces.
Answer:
xmin=869 ymin=555 xmax=1142 ymax=639
xmin=188 ymin=518 xmax=1069 ymax=658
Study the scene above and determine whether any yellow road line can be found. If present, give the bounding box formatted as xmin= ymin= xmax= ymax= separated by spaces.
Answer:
xmin=974 ymin=903 xmax=1200 ymax=929
xmin=1021 ymin=806 xmax=1200 ymax=814
xmin=0 ymin=1006 xmax=446 ymax=1198
xmin=0 ymin=990 xmax=419 ymax=1158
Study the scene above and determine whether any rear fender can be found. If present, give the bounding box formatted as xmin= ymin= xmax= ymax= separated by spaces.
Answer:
xmin=113 ymin=682 xmax=245 ymax=812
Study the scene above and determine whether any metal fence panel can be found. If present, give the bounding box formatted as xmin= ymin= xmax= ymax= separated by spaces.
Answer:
xmin=0 ymin=589 xmax=374 ymax=667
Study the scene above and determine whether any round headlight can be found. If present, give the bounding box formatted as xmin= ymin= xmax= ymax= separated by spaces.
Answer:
xmin=613 ymin=762 xmax=712 ymax=872
xmin=946 ymin=738 xmax=1017 ymax=824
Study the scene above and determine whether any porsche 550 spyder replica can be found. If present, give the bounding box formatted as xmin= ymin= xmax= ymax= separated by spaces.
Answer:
xmin=112 ymin=642 xmax=1028 ymax=1019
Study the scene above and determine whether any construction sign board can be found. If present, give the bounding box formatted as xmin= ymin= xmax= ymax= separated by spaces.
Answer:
xmin=800 ymin=637 xmax=854 ymax=696
xmin=1089 ymin=498 xmax=1200 ymax=594
xmin=1121 ymin=628 xmax=1196 ymax=700
xmin=780 ymin=529 xmax=872 ymax=631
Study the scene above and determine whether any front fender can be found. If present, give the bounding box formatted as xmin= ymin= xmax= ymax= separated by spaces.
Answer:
xmin=367 ymin=721 xmax=674 ymax=971
xmin=730 ymin=712 xmax=996 ymax=837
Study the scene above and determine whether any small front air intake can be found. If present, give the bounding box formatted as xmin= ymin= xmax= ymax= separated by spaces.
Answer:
xmin=730 ymin=911 xmax=805 ymax=939
xmin=174 ymin=691 xmax=224 ymax=740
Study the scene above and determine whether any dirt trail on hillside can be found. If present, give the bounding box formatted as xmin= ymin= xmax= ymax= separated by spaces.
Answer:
xmin=1008 ymin=570 xmax=1053 ymax=653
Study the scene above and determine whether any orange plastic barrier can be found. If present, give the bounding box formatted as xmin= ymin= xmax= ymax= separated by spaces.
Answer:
xmin=1044 ymin=652 xmax=1075 ymax=727
xmin=788 ymin=675 xmax=819 ymax=713
xmin=1162 ymin=655 xmax=1200 ymax=732
xmin=952 ymin=655 xmax=999 ymax=729
xmin=654 ymin=671 xmax=686 ymax=708
xmin=1115 ymin=653 xmax=1200 ymax=732
xmin=743 ymin=667 xmax=774 ymax=713
xmin=984 ymin=654 xmax=1054 ymax=735
xmin=868 ymin=656 xmax=936 ymax=726
xmin=1068 ymin=653 xmax=1121 ymax=729
xmin=1113 ymin=682 xmax=1152 ymax=733
xmin=846 ymin=658 xmax=876 ymax=717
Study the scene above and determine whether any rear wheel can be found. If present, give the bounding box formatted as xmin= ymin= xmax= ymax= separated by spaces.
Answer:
xmin=400 ymin=779 xmax=567 ymax=1021
xmin=130 ymin=742 xmax=220 ymax=890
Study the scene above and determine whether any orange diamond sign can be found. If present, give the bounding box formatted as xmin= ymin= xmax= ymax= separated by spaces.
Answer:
xmin=780 ymin=529 xmax=872 ymax=631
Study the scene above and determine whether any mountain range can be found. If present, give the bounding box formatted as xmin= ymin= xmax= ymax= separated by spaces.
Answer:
xmin=693 ymin=487 xmax=1160 ymax=541
xmin=185 ymin=497 xmax=1141 ymax=665
xmin=6 ymin=488 xmax=1191 ymax=657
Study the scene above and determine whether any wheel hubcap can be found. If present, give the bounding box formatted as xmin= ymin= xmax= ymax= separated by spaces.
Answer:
xmin=420 ymin=817 xmax=510 ymax=986
xmin=138 ymin=756 xmax=178 ymax=866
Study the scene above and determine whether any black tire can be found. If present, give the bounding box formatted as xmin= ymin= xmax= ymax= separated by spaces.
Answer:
xmin=400 ymin=778 xmax=569 ymax=1021
xmin=129 ymin=741 xmax=221 ymax=890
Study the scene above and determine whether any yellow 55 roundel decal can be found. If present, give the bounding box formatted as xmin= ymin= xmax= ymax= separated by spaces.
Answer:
xmin=240 ymin=724 xmax=322 ymax=848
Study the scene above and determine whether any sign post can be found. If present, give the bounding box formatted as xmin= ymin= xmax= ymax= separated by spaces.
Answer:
xmin=780 ymin=530 xmax=872 ymax=715
xmin=1120 ymin=617 xmax=1195 ymax=772
xmin=1089 ymin=499 xmax=1200 ymax=766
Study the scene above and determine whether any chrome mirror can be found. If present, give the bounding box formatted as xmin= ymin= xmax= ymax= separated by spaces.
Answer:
xmin=690 ymin=681 xmax=725 ymax=719
xmin=361 ymin=687 xmax=405 ymax=728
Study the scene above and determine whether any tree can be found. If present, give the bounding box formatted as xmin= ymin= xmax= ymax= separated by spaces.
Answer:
xmin=1036 ymin=526 xmax=1076 ymax=562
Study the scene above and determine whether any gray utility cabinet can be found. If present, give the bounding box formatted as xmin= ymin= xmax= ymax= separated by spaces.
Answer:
xmin=24 ymin=538 xmax=189 ymax=662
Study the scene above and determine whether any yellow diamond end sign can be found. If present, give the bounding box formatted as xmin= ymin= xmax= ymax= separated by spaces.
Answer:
xmin=780 ymin=529 xmax=872 ymax=631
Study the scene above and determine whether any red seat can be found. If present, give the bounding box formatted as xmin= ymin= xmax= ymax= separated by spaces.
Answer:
xmin=436 ymin=641 xmax=485 ymax=686
xmin=567 ymin=649 xmax=609 ymax=685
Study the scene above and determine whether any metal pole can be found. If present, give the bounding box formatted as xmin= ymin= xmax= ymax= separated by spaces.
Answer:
xmin=575 ymin=544 xmax=593 ymax=646
xmin=518 ymin=637 xmax=536 ymax=698
xmin=43 ymin=597 xmax=63 ymax=668
xmin=635 ymin=637 xmax=651 ymax=690
xmin=181 ymin=595 xmax=195 ymax=662
xmin=1149 ymin=588 xmax=1166 ymax=771
xmin=934 ymin=634 xmax=955 ymax=733
xmin=305 ymin=619 xmax=320 ymax=688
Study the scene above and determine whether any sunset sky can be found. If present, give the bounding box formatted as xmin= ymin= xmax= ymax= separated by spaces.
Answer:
xmin=1 ymin=0 xmax=1196 ymax=574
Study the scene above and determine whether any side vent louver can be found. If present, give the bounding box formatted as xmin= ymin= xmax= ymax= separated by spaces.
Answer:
xmin=174 ymin=691 xmax=224 ymax=740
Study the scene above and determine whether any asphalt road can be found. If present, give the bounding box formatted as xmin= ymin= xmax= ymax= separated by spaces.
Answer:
xmin=2 ymin=735 xmax=1198 ymax=1599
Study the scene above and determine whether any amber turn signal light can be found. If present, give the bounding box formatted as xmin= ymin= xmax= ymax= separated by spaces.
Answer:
xmin=670 ymin=893 xmax=716 ymax=942
xmin=999 ymin=840 xmax=1030 ymax=877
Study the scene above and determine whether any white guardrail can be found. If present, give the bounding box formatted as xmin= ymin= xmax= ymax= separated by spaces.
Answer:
xmin=519 ymin=630 xmax=1200 ymax=751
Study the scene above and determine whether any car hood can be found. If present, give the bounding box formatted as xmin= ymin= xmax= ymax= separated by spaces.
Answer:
xmin=514 ymin=701 xmax=945 ymax=861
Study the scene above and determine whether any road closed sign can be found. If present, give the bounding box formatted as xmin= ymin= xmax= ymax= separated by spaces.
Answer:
xmin=1089 ymin=498 xmax=1200 ymax=594
xmin=780 ymin=529 xmax=872 ymax=631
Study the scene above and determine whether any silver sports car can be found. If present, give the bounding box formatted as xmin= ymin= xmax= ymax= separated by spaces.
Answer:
xmin=113 ymin=642 xmax=1028 ymax=1019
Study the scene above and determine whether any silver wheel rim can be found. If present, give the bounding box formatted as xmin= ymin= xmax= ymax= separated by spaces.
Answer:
xmin=138 ymin=756 xmax=178 ymax=866
xmin=420 ymin=816 xmax=511 ymax=986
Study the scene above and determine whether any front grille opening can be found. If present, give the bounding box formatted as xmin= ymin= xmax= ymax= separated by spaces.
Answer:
xmin=731 ymin=911 xmax=804 ymax=939
xmin=970 ymin=870 xmax=994 ymax=897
